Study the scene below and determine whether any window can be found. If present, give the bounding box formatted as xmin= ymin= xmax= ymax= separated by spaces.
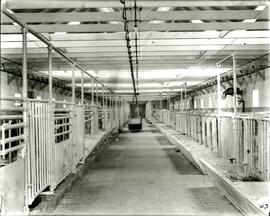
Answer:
xmin=252 ymin=89 xmax=259 ymax=107
xmin=194 ymin=100 xmax=197 ymax=109
xmin=201 ymin=99 xmax=204 ymax=108
xmin=209 ymin=97 xmax=212 ymax=108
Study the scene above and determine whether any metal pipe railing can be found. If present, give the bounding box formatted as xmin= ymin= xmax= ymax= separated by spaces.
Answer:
xmin=152 ymin=108 xmax=270 ymax=182
xmin=1 ymin=7 xmax=131 ymax=212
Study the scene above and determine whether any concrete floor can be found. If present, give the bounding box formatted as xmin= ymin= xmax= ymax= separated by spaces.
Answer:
xmin=53 ymin=120 xmax=242 ymax=215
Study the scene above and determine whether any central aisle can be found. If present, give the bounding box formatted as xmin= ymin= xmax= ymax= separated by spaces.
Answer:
xmin=53 ymin=120 xmax=241 ymax=215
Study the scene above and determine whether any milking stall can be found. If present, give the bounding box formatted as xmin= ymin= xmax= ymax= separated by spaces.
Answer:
xmin=0 ymin=0 xmax=270 ymax=215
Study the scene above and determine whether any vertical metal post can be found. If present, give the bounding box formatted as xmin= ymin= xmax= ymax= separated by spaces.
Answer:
xmin=180 ymin=90 xmax=183 ymax=111
xmin=81 ymin=71 xmax=84 ymax=105
xmin=102 ymin=86 xmax=104 ymax=107
xmin=48 ymin=45 xmax=53 ymax=101
xmin=185 ymin=83 xmax=187 ymax=112
xmin=233 ymin=54 xmax=237 ymax=117
xmin=217 ymin=64 xmax=222 ymax=156
xmin=72 ymin=64 xmax=76 ymax=173
xmin=91 ymin=78 xmax=94 ymax=105
xmin=110 ymin=92 xmax=112 ymax=107
xmin=105 ymin=89 xmax=108 ymax=107
xmin=167 ymin=91 xmax=169 ymax=110
xmin=22 ymin=28 xmax=28 ymax=99
xmin=159 ymin=93 xmax=162 ymax=122
xmin=22 ymin=26 xmax=29 ymax=212
xmin=71 ymin=64 xmax=75 ymax=105
xmin=184 ymin=83 xmax=188 ymax=134
xmin=47 ymin=43 xmax=55 ymax=192
xmin=150 ymin=100 xmax=152 ymax=122
xmin=167 ymin=91 xmax=170 ymax=125
xmin=96 ymin=81 xmax=98 ymax=106
xmin=160 ymin=94 xmax=162 ymax=110
xmin=232 ymin=53 xmax=238 ymax=161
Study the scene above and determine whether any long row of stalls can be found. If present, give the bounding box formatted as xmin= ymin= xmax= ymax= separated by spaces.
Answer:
xmin=0 ymin=8 xmax=130 ymax=215
xmin=151 ymin=109 xmax=270 ymax=182
xmin=146 ymin=53 xmax=270 ymax=183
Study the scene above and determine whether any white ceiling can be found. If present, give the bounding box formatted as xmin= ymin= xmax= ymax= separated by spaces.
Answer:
xmin=1 ymin=0 xmax=269 ymax=101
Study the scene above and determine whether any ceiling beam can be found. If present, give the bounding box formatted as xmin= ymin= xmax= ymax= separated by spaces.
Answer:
xmin=2 ymin=38 xmax=270 ymax=48
xmin=2 ymin=50 xmax=268 ymax=59
xmin=4 ymin=0 xmax=268 ymax=9
xmin=2 ymin=45 xmax=269 ymax=55
xmin=3 ymin=55 xmax=266 ymax=63
xmin=2 ymin=21 xmax=269 ymax=34
xmin=1 ymin=10 xmax=268 ymax=23
xmin=2 ymin=31 xmax=270 ymax=41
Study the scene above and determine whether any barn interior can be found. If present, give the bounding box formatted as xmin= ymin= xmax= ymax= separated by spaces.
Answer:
xmin=0 ymin=0 xmax=270 ymax=215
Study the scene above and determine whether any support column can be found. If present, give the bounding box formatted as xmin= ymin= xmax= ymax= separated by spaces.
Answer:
xmin=81 ymin=71 xmax=84 ymax=105
xmin=185 ymin=82 xmax=188 ymax=134
xmin=232 ymin=54 xmax=238 ymax=162
xmin=217 ymin=64 xmax=222 ymax=156
xmin=96 ymin=81 xmax=98 ymax=106
xmin=159 ymin=93 xmax=162 ymax=122
xmin=102 ymin=86 xmax=104 ymax=107
xmin=91 ymin=79 xmax=95 ymax=135
xmin=233 ymin=54 xmax=237 ymax=117
xmin=71 ymin=64 xmax=75 ymax=105
xmin=71 ymin=63 xmax=76 ymax=173
xmin=48 ymin=43 xmax=55 ymax=192
xmin=167 ymin=91 xmax=170 ymax=126
xmin=48 ymin=45 xmax=53 ymax=101
xmin=22 ymin=26 xmax=30 ymax=212
xmin=105 ymin=89 xmax=108 ymax=107
xmin=95 ymin=81 xmax=98 ymax=132
xmin=91 ymin=78 xmax=94 ymax=105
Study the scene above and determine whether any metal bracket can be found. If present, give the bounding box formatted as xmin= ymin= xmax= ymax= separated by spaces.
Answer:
xmin=7 ymin=74 xmax=16 ymax=85
xmin=257 ymin=69 xmax=265 ymax=80
xmin=227 ymin=80 xmax=233 ymax=87
xmin=39 ymin=83 xmax=47 ymax=91
xmin=220 ymin=83 xmax=226 ymax=89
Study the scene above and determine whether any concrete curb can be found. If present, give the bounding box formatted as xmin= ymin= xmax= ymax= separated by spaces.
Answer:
xmin=152 ymin=121 xmax=268 ymax=216
xmin=154 ymin=123 xmax=207 ymax=174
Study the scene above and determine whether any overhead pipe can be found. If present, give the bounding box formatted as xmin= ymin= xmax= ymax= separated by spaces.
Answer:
xmin=187 ymin=53 xmax=269 ymax=96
